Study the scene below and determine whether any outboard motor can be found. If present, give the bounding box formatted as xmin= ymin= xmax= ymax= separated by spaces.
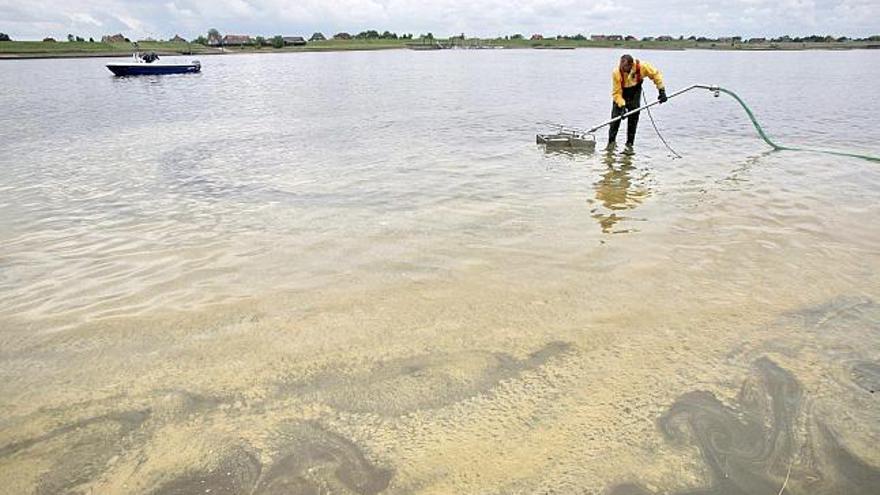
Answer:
xmin=140 ymin=52 xmax=160 ymax=63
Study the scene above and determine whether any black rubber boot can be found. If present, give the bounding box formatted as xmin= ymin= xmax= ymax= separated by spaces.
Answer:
xmin=608 ymin=103 xmax=625 ymax=145
xmin=622 ymin=84 xmax=642 ymax=147
xmin=626 ymin=111 xmax=640 ymax=147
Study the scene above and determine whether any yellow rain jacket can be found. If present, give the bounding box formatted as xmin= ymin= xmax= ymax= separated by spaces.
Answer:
xmin=612 ymin=60 xmax=664 ymax=107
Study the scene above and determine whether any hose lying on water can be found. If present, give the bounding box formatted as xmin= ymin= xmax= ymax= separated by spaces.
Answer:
xmin=713 ymin=86 xmax=880 ymax=163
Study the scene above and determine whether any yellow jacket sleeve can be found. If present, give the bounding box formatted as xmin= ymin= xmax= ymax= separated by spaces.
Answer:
xmin=639 ymin=61 xmax=664 ymax=90
xmin=611 ymin=70 xmax=625 ymax=107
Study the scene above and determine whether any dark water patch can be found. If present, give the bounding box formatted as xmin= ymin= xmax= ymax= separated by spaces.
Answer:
xmin=850 ymin=361 xmax=880 ymax=394
xmin=157 ymin=136 xmax=340 ymax=208
xmin=808 ymin=422 xmax=880 ymax=494
xmin=0 ymin=409 xmax=149 ymax=459
xmin=606 ymin=358 xmax=880 ymax=495
xmin=158 ymin=138 xmax=274 ymax=203
xmin=253 ymin=422 xmax=392 ymax=495
xmin=151 ymin=389 xmax=227 ymax=420
xmin=149 ymin=445 xmax=262 ymax=495
xmin=0 ymin=388 xmax=230 ymax=493
xmin=606 ymin=482 xmax=654 ymax=495
xmin=785 ymin=296 xmax=879 ymax=330
xmin=0 ymin=410 xmax=152 ymax=495
xmin=747 ymin=296 xmax=880 ymax=363
xmin=655 ymin=357 xmax=800 ymax=495
xmin=281 ymin=341 xmax=572 ymax=416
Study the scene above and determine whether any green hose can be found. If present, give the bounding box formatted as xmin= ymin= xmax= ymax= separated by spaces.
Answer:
xmin=717 ymin=86 xmax=880 ymax=163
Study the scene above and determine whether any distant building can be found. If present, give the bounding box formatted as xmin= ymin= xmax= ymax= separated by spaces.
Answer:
xmin=310 ymin=32 xmax=326 ymax=41
xmin=222 ymin=35 xmax=252 ymax=46
xmin=334 ymin=32 xmax=352 ymax=40
xmin=170 ymin=34 xmax=187 ymax=43
xmin=590 ymin=34 xmax=624 ymax=41
xmin=530 ymin=34 xmax=543 ymax=40
xmin=102 ymin=33 xmax=127 ymax=43
xmin=657 ymin=35 xmax=674 ymax=41
xmin=625 ymin=35 xmax=637 ymax=41
xmin=747 ymin=37 xmax=766 ymax=43
xmin=43 ymin=37 xmax=56 ymax=42
xmin=282 ymin=36 xmax=307 ymax=46
xmin=641 ymin=36 xmax=655 ymax=42
xmin=207 ymin=32 xmax=222 ymax=46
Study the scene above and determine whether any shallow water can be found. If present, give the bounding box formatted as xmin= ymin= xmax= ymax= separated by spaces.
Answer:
xmin=1 ymin=49 xmax=879 ymax=494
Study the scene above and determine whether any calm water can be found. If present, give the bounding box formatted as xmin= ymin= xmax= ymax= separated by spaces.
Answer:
xmin=1 ymin=49 xmax=879 ymax=494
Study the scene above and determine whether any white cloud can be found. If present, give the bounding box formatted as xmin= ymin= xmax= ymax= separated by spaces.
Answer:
xmin=165 ymin=2 xmax=196 ymax=18
xmin=0 ymin=0 xmax=877 ymax=40
xmin=114 ymin=13 xmax=146 ymax=32
xmin=69 ymin=12 xmax=103 ymax=26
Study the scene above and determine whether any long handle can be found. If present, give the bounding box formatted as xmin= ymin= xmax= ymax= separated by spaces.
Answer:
xmin=587 ymin=84 xmax=718 ymax=134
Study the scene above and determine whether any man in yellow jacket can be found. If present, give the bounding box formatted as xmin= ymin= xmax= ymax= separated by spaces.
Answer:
xmin=609 ymin=54 xmax=667 ymax=148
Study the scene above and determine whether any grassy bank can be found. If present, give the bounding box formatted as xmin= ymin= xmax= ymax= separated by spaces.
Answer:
xmin=0 ymin=40 xmax=214 ymax=58
xmin=495 ymin=37 xmax=880 ymax=50
xmin=0 ymin=39 xmax=412 ymax=58
xmin=2 ymin=38 xmax=878 ymax=58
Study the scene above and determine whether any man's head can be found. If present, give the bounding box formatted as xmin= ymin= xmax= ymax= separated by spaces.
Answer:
xmin=619 ymin=54 xmax=634 ymax=73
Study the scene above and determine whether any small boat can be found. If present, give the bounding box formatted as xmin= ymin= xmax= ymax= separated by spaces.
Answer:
xmin=106 ymin=49 xmax=200 ymax=76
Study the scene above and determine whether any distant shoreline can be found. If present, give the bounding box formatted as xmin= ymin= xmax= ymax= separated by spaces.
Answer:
xmin=0 ymin=47 xmax=399 ymax=60
xmin=2 ymin=39 xmax=878 ymax=60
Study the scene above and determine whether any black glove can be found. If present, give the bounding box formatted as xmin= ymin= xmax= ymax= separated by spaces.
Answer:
xmin=617 ymin=103 xmax=628 ymax=117
xmin=658 ymin=88 xmax=668 ymax=103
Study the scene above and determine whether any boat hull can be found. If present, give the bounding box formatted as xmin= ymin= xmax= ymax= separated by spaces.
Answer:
xmin=106 ymin=63 xmax=201 ymax=76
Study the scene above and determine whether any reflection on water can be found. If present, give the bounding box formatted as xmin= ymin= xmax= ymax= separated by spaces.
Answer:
xmin=589 ymin=148 xmax=653 ymax=234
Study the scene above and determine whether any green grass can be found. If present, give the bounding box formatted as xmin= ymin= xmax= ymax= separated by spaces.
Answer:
xmin=0 ymin=41 xmax=208 ymax=54
xmin=218 ymin=39 xmax=412 ymax=52
xmin=473 ymin=38 xmax=879 ymax=50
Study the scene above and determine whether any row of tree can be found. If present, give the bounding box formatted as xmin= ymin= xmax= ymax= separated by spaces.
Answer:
xmin=186 ymin=29 xmax=434 ymax=46
xmin=65 ymin=34 xmax=106 ymax=42
xmin=31 ymin=34 xmax=114 ymax=43
xmin=348 ymin=30 xmax=417 ymax=40
xmin=188 ymin=29 xmax=880 ymax=44
xmin=7 ymin=30 xmax=877 ymax=45
xmin=338 ymin=32 xmax=424 ymax=40
xmin=5 ymin=33 xmax=131 ymax=43
xmin=768 ymin=35 xmax=880 ymax=42
xmin=550 ymin=34 xmax=880 ymax=43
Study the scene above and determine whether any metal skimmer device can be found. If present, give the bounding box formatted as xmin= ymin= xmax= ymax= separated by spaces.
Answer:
xmin=535 ymin=126 xmax=596 ymax=150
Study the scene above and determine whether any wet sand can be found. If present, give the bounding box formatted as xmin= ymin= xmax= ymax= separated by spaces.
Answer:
xmin=2 ymin=273 xmax=878 ymax=494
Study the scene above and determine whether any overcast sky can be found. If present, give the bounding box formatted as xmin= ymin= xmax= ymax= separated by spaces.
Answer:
xmin=1 ymin=0 xmax=877 ymax=40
